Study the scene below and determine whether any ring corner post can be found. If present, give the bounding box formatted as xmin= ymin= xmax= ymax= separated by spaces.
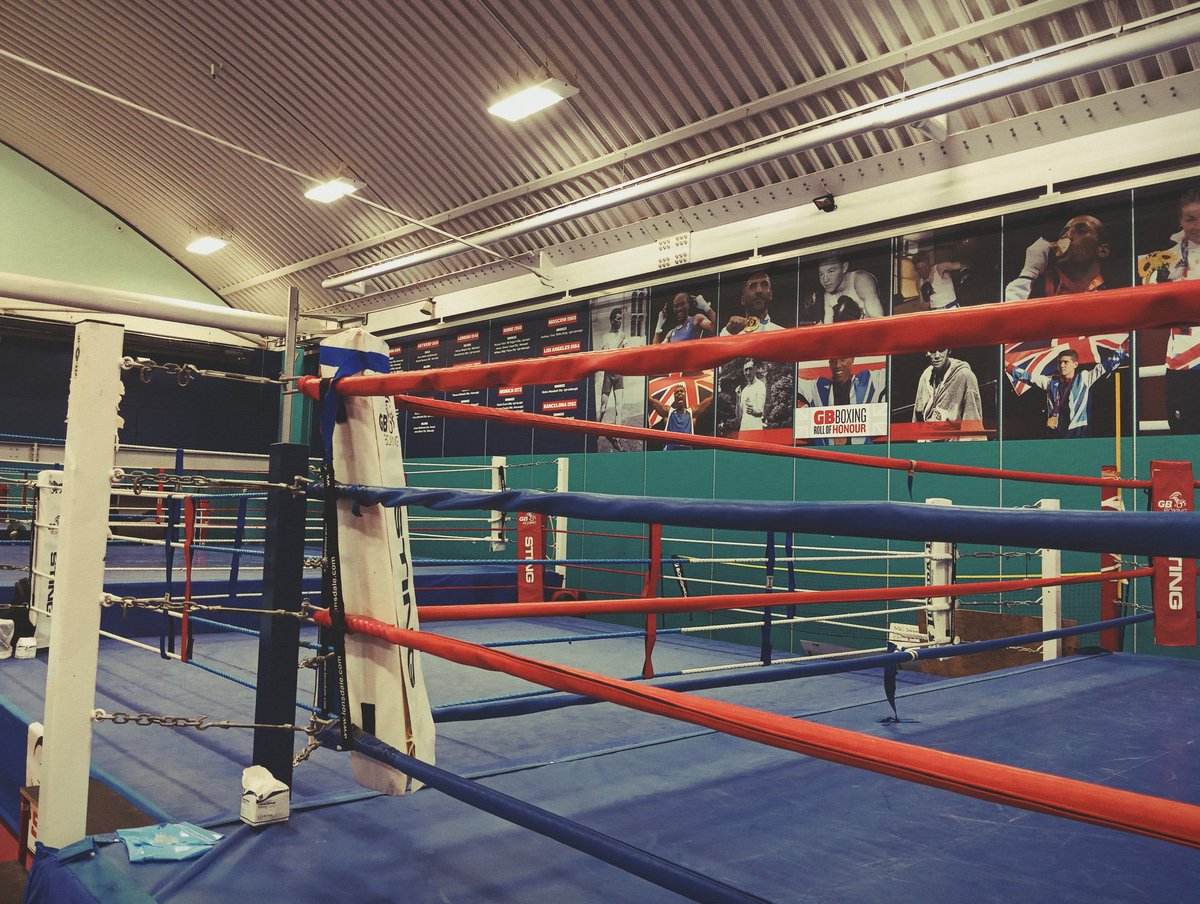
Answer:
xmin=1036 ymin=498 xmax=1061 ymax=661
xmin=1148 ymin=460 xmax=1197 ymax=648
xmin=39 ymin=320 xmax=124 ymax=849
xmin=252 ymin=442 xmax=310 ymax=786
xmin=1098 ymin=465 xmax=1124 ymax=652
xmin=923 ymin=497 xmax=955 ymax=646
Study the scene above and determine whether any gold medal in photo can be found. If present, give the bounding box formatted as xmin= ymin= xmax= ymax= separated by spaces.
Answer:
xmin=743 ymin=316 xmax=760 ymax=333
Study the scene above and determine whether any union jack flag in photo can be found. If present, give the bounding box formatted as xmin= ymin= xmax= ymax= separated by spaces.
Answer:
xmin=1004 ymin=333 xmax=1129 ymax=396
xmin=647 ymin=370 xmax=714 ymax=427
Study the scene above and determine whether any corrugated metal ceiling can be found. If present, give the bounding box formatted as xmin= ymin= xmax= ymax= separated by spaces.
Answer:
xmin=0 ymin=0 xmax=1196 ymax=320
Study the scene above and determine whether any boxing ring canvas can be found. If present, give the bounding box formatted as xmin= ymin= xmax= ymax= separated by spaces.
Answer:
xmin=2 ymin=619 xmax=1199 ymax=903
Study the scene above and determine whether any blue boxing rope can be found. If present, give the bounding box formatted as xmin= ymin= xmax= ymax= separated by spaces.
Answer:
xmin=311 ymin=483 xmax=1200 ymax=558
xmin=314 ymin=725 xmax=769 ymax=904
xmin=430 ymin=612 xmax=1152 ymax=723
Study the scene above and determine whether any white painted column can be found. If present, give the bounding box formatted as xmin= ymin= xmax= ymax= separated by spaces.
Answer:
xmin=1038 ymin=498 xmax=1062 ymax=661
xmin=38 ymin=321 xmax=125 ymax=849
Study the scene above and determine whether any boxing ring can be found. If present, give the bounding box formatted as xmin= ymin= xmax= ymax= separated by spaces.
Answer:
xmin=2 ymin=281 xmax=1200 ymax=902
xmin=3 ymin=628 xmax=1200 ymax=901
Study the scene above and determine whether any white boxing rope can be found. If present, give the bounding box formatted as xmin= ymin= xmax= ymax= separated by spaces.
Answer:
xmin=767 ymin=643 xmax=939 ymax=665
xmin=682 ymin=604 xmax=930 ymax=636
xmin=105 ymin=566 xmax=239 ymax=576
xmin=408 ymin=515 xmax=494 ymax=523
xmin=106 ymin=533 xmax=270 ymax=551
xmin=404 ymin=462 xmax=499 ymax=472
xmin=663 ymin=535 xmax=926 ymax=556
xmin=666 ymin=575 xmax=780 ymax=592
xmin=99 ymin=630 xmax=181 ymax=659
xmin=671 ymin=640 xmax=940 ymax=676
xmin=675 ymin=553 xmax=927 ymax=565
xmin=407 ymin=533 xmax=499 ymax=544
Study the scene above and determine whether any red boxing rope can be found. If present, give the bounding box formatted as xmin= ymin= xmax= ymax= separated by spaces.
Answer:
xmin=392 ymin=393 xmax=1169 ymax=490
xmin=312 ymin=608 xmax=1200 ymax=848
xmin=415 ymin=567 xmax=1153 ymax=623
xmin=299 ymin=283 xmax=1198 ymax=397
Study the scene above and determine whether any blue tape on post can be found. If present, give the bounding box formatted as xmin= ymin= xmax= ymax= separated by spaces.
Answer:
xmin=317 ymin=348 xmax=391 ymax=464
xmin=318 ymin=346 xmax=390 ymax=375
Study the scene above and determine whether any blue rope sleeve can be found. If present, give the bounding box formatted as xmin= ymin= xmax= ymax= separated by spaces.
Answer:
xmin=311 ymin=482 xmax=1200 ymax=558
xmin=431 ymin=612 xmax=1152 ymax=723
xmin=315 ymin=725 xmax=769 ymax=904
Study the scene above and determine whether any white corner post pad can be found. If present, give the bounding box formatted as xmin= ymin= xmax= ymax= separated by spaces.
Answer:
xmin=923 ymin=497 xmax=955 ymax=647
xmin=1038 ymin=498 xmax=1062 ymax=661
xmin=30 ymin=470 xmax=64 ymax=649
xmin=38 ymin=320 xmax=125 ymax=849
xmin=320 ymin=327 xmax=435 ymax=794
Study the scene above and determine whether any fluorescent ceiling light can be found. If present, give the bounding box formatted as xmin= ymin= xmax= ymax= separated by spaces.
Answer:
xmin=488 ymin=77 xmax=578 ymax=122
xmin=186 ymin=236 xmax=227 ymax=255
xmin=304 ymin=178 xmax=364 ymax=203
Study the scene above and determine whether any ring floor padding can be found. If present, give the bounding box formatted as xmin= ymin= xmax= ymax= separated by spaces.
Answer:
xmin=2 ymin=616 xmax=1198 ymax=902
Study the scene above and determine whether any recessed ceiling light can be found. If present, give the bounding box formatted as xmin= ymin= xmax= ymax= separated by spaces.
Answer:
xmin=487 ymin=77 xmax=578 ymax=122
xmin=304 ymin=178 xmax=364 ymax=203
xmin=186 ymin=236 xmax=227 ymax=255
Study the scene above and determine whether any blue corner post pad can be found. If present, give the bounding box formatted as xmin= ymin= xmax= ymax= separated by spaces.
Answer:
xmin=316 ymin=346 xmax=391 ymax=464
xmin=24 ymin=839 xmax=157 ymax=904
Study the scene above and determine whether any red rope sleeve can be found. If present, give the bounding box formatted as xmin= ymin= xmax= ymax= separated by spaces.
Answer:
xmin=301 ymin=284 xmax=1197 ymax=398
xmin=312 ymin=608 xmax=1200 ymax=849
xmin=414 ymin=567 xmax=1152 ymax=622
xmin=389 ymin=392 xmax=1157 ymax=489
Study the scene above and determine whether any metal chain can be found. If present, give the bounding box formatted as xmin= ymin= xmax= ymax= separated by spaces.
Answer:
xmin=120 ymin=356 xmax=282 ymax=388
xmin=100 ymin=592 xmax=313 ymax=620
xmin=299 ymin=650 xmax=337 ymax=670
xmin=93 ymin=708 xmax=322 ymax=734
xmin=959 ymin=597 xmax=1042 ymax=609
xmin=292 ymin=714 xmax=336 ymax=766
xmin=121 ymin=356 xmax=198 ymax=387
xmin=113 ymin=468 xmax=300 ymax=496
xmin=959 ymin=550 xmax=1038 ymax=560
